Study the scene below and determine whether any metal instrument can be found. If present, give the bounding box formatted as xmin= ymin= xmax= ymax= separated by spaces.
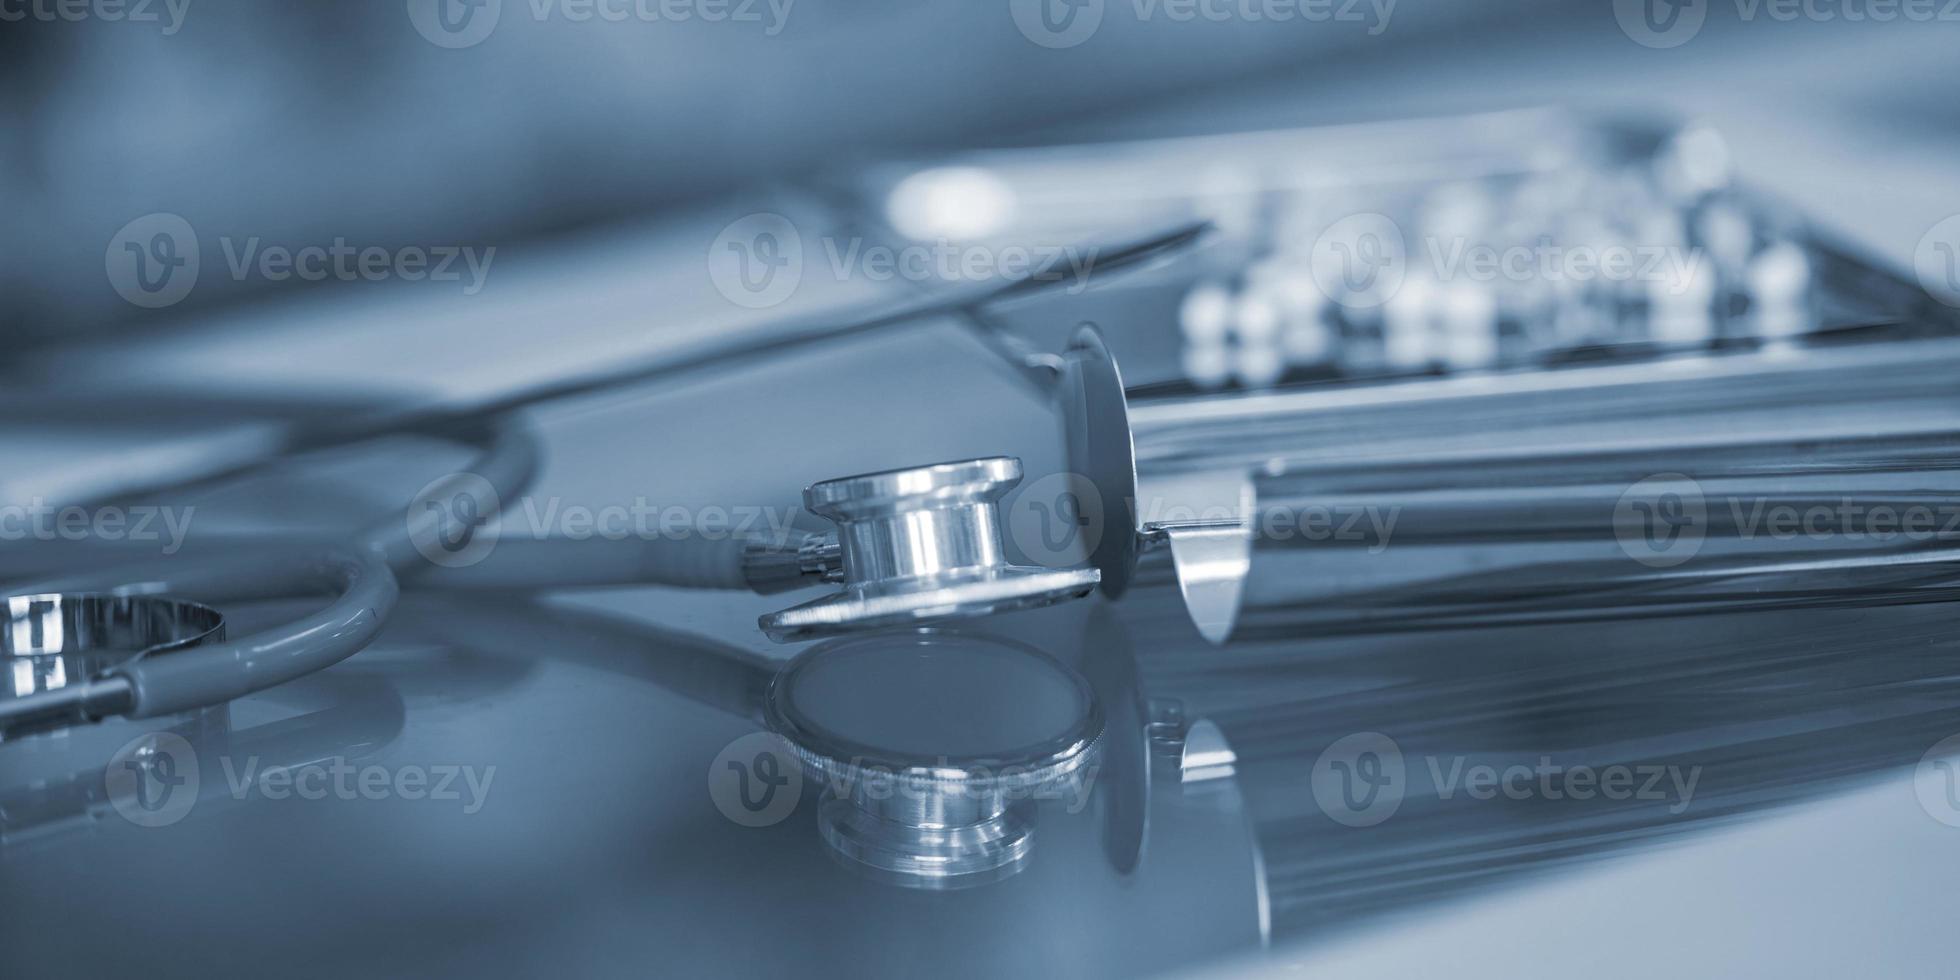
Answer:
xmin=759 ymin=459 xmax=1099 ymax=642
xmin=764 ymin=629 xmax=1103 ymax=887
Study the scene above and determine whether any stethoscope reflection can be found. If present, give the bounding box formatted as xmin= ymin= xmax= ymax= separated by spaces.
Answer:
xmin=0 ymin=667 xmax=408 ymax=859
xmin=375 ymin=585 xmax=1960 ymax=947
xmin=16 ymin=579 xmax=1958 ymax=957
xmin=0 ymin=590 xmax=544 ymax=857
xmin=370 ymin=592 xmax=1265 ymax=977
xmin=388 ymin=594 xmax=1135 ymax=892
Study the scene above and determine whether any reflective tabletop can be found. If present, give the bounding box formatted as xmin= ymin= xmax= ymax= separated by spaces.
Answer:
xmin=6 ymin=312 xmax=1960 ymax=978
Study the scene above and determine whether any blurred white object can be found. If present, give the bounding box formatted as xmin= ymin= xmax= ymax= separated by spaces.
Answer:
xmin=1748 ymin=240 xmax=1813 ymax=340
xmin=1382 ymin=274 xmax=1438 ymax=370
xmin=1181 ymin=343 xmax=1232 ymax=390
xmin=885 ymin=166 xmax=1018 ymax=241
xmin=1180 ymin=282 xmax=1235 ymax=345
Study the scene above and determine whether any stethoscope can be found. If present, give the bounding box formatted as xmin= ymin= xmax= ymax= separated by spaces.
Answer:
xmin=0 ymin=316 xmax=1173 ymax=890
xmin=10 ymin=212 xmax=1960 ymax=763
xmin=0 ymin=586 xmax=1161 ymax=893
xmin=12 ymin=212 xmax=1960 ymax=897
xmin=0 ymin=223 xmax=1212 ymax=741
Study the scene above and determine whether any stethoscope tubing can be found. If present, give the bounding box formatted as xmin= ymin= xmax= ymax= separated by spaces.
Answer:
xmin=3 ymin=419 xmax=541 ymax=730
xmin=2 ymin=222 xmax=1206 ymax=732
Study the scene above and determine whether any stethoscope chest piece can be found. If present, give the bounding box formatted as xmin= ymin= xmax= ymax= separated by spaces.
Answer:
xmin=763 ymin=629 xmax=1103 ymax=889
xmin=759 ymin=457 xmax=1099 ymax=642
xmin=2 ymin=594 xmax=226 ymax=740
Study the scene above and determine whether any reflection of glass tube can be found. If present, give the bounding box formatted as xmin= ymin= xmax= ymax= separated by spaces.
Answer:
xmin=1156 ymin=601 xmax=1960 ymax=940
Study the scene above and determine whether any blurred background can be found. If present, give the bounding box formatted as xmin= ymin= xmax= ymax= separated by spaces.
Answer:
xmin=6 ymin=1 xmax=1957 ymax=343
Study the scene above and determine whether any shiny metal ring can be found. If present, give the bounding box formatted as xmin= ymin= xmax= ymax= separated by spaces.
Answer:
xmin=3 ymin=593 xmax=225 ymax=668
xmin=764 ymin=629 xmax=1104 ymax=888
xmin=759 ymin=457 xmax=1100 ymax=642
xmin=2 ymin=593 xmax=226 ymax=736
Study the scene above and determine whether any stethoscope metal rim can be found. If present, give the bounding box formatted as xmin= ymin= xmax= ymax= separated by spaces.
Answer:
xmin=1 ymin=593 xmax=228 ymax=739
xmin=758 ymin=456 xmax=1103 ymax=642
xmin=762 ymin=627 xmax=1106 ymax=888
xmin=761 ymin=629 xmax=1105 ymax=787
xmin=760 ymin=567 xmax=1100 ymax=644
xmin=1064 ymin=322 xmax=1255 ymax=642
xmin=3 ymin=593 xmax=227 ymax=661
xmin=1064 ymin=323 xmax=1144 ymax=600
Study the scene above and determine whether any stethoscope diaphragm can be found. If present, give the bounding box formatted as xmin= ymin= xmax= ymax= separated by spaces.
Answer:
xmin=763 ymin=628 xmax=1103 ymax=888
